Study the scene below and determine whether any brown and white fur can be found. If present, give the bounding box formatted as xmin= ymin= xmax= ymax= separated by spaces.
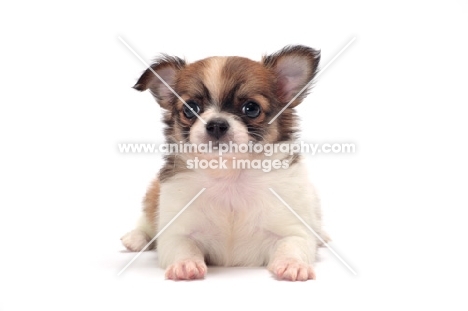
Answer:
xmin=121 ymin=46 xmax=330 ymax=281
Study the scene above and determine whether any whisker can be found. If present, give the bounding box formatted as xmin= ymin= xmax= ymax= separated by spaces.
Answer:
xmin=249 ymin=131 xmax=266 ymax=141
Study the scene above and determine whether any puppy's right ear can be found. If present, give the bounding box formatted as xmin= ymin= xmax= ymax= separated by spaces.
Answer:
xmin=133 ymin=55 xmax=186 ymax=109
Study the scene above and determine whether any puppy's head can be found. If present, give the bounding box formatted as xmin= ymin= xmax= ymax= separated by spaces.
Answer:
xmin=134 ymin=46 xmax=320 ymax=148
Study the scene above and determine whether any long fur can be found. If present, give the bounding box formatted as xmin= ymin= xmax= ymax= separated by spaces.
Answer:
xmin=121 ymin=46 xmax=329 ymax=281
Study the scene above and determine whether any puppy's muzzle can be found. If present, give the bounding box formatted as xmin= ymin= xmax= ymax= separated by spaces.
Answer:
xmin=206 ymin=118 xmax=230 ymax=139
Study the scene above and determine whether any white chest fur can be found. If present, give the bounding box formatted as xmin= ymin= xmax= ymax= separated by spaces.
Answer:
xmin=157 ymin=162 xmax=321 ymax=267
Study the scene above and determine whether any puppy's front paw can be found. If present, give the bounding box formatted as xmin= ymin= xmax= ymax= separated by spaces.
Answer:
xmin=269 ymin=258 xmax=316 ymax=281
xmin=165 ymin=259 xmax=207 ymax=281
xmin=120 ymin=230 xmax=152 ymax=252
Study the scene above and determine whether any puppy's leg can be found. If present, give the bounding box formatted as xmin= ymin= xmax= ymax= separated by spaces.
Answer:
xmin=268 ymin=236 xmax=317 ymax=281
xmin=159 ymin=236 xmax=207 ymax=281
xmin=312 ymin=201 xmax=331 ymax=246
xmin=121 ymin=178 xmax=159 ymax=252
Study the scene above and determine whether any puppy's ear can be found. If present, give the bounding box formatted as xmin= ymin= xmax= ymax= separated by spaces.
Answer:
xmin=263 ymin=45 xmax=320 ymax=107
xmin=133 ymin=55 xmax=186 ymax=109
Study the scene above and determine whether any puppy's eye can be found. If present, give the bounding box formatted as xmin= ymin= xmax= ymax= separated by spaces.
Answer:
xmin=242 ymin=101 xmax=261 ymax=118
xmin=183 ymin=101 xmax=200 ymax=119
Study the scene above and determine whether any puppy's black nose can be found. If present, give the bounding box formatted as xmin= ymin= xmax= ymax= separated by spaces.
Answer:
xmin=206 ymin=118 xmax=230 ymax=139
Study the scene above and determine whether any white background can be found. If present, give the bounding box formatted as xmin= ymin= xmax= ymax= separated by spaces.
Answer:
xmin=1 ymin=1 xmax=467 ymax=310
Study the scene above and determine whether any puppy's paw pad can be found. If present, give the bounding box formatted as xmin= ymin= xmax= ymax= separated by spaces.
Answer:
xmin=120 ymin=230 xmax=151 ymax=252
xmin=269 ymin=258 xmax=315 ymax=281
xmin=165 ymin=259 xmax=207 ymax=281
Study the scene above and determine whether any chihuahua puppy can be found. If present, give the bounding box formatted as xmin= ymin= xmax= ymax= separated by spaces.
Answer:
xmin=121 ymin=45 xmax=329 ymax=281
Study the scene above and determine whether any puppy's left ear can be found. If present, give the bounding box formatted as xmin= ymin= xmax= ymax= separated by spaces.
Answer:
xmin=263 ymin=45 xmax=320 ymax=107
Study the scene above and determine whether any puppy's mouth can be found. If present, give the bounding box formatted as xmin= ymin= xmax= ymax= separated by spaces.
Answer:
xmin=187 ymin=112 xmax=253 ymax=158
